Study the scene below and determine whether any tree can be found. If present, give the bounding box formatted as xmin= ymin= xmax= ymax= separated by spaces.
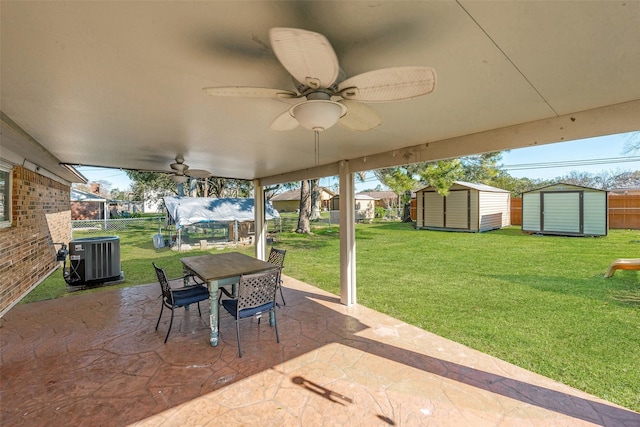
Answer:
xmin=555 ymin=169 xmax=640 ymax=190
xmin=460 ymin=152 xmax=503 ymax=184
xmin=623 ymin=131 xmax=640 ymax=154
xmin=110 ymin=188 xmax=130 ymax=201
xmin=296 ymin=180 xmax=311 ymax=234
xmin=373 ymin=165 xmax=425 ymax=222
xmin=126 ymin=171 xmax=178 ymax=209
xmin=309 ymin=179 xmax=321 ymax=221
xmin=491 ymin=172 xmax=544 ymax=196
xmin=195 ymin=177 xmax=224 ymax=198
xmin=418 ymin=159 xmax=464 ymax=195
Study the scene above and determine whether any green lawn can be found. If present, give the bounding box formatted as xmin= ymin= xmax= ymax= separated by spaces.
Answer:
xmin=25 ymin=221 xmax=640 ymax=411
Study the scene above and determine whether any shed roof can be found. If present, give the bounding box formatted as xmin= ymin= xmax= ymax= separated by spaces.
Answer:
xmin=522 ymin=182 xmax=607 ymax=194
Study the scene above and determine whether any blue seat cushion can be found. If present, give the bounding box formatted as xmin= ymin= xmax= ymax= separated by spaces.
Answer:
xmin=222 ymin=299 xmax=274 ymax=319
xmin=171 ymin=286 xmax=209 ymax=307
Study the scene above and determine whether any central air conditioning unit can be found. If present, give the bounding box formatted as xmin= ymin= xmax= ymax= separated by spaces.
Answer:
xmin=66 ymin=236 xmax=123 ymax=285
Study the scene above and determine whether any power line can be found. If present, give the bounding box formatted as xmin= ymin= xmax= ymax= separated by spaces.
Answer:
xmin=503 ymin=156 xmax=640 ymax=170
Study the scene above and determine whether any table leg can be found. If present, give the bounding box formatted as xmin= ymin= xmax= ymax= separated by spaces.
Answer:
xmin=269 ymin=310 xmax=275 ymax=327
xmin=209 ymin=279 xmax=220 ymax=346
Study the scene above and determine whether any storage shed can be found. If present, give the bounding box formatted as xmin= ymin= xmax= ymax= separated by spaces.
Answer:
xmin=415 ymin=181 xmax=511 ymax=232
xmin=522 ymin=183 xmax=607 ymax=236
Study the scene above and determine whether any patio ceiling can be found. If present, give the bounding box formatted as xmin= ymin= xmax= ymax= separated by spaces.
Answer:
xmin=1 ymin=1 xmax=640 ymax=184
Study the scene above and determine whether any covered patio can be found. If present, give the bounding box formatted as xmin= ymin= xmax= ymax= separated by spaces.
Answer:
xmin=2 ymin=3 xmax=640 ymax=425
xmin=2 ymin=276 xmax=637 ymax=426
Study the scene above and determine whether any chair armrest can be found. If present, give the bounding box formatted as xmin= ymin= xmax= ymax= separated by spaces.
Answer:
xmin=219 ymin=287 xmax=233 ymax=298
xmin=182 ymin=273 xmax=205 ymax=286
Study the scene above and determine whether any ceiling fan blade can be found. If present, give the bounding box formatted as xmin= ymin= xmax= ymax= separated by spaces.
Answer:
xmin=203 ymin=86 xmax=298 ymax=98
xmin=269 ymin=28 xmax=339 ymax=89
xmin=185 ymin=169 xmax=211 ymax=178
xmin=338 ymin=66 xmax=436 ymax=102
xmin=338 ymin=100 xmax=383 ymax=132
xmin=270 ymin=109 xmax=299 ymax=131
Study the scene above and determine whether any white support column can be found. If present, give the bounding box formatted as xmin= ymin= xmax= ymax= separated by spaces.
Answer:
xmin=339 ymin=161 xmax=356 ymax=306
xmin=253 ymin=179 xmax=267 ymax=261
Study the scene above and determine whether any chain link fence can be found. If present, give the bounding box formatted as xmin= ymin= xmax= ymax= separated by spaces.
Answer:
xmin=71 ymin=211 xmax=404 ymax=242
xmin=72 ymin=217 xmax=166 ymax=237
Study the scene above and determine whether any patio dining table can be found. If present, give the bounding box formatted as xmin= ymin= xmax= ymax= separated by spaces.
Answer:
xmin=180 ymin=252 xmax=277 ymax=346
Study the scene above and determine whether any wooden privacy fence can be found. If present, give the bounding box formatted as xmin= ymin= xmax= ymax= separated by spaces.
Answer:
xmin=511 ymin=197 xmax=522 ymax=226
xmin=510 ymin=194 xmax=640 ymax=229
xmin=608 ymin=194 xmax=640 ymax=229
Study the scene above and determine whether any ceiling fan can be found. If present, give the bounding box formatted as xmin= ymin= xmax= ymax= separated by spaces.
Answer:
xmin=203 ymin=27 xmax=436 ymax=132
xmin=167 ymin=155 xmax=211 ymax=183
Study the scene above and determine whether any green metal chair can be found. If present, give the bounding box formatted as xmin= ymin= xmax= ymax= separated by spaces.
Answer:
xmin=221 ymin=269 xmax=280 ymax=357
xmin=153 ymin=262 xmax=209 ymax=343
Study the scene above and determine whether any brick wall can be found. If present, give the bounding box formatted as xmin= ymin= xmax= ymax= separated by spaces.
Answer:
xmin=0 ymin=166 xmax=71 ymax=315
xmin=71 ymin=201 xmax=104 ymax=220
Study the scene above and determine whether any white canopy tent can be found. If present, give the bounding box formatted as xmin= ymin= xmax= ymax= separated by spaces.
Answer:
xmin=163 ymin=196 xmax=280 ymax=249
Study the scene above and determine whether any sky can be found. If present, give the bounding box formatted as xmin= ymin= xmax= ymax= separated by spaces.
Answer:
xmin=76 ymin=131 xmax=639 ymax=192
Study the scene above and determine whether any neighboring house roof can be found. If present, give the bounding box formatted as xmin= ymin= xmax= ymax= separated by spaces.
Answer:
xmin=608 ymin=187 xmax=640 ymax=195
xmin=270 ymin=189 xmax=300 ymax=201
xmin=332 ymin=194 xmax=378 ymax=200
xmin=355 ymin=194 xmax=377 ymax=200
xmin=357 ymin=191 xmax=398 ymax=200
xmin=71 ymin=188 xmax=107 ymax=202
xmin=416 ymin=181 xmax=509 ymax=193
xmin=271 ymin=187 xmax=335 ymax=201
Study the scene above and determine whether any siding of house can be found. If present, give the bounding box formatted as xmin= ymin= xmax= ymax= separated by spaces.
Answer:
xmin=0 ymin=166 xmax=71 ymax=316
xmin=271 ymin=200 xmax=299 ymax=212
xmin=329 ymin=195 xmax=376 ymax=223
xmin=271 ymin=188 xmax=334 ymax=212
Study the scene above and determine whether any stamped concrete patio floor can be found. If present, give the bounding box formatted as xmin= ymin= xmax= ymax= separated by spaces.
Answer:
xmin=1 ymin=276 xmax=638 ymax=426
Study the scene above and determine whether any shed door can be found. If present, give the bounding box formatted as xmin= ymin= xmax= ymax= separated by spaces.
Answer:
xmin=542 ymin=192 xmax=581 ymax=233
xmin=445 ymin=190 xmax=470 ymax=229
xmin=423 ymin=192 xmax=444 ymax=227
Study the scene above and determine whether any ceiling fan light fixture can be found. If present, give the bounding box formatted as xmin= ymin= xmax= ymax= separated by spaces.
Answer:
xmin=170 ymin=163 xmax=189 ymax=173
xmin=291 ymin=100 xmax=347 ymax=132
xmin=171 ymin=174 xmax=189 ymax=184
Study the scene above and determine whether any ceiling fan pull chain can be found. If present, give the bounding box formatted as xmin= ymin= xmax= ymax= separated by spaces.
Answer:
xmin=314 ymin=130 xmax=320 ymax=166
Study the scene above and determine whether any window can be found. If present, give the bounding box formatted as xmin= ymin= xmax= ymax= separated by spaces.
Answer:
xmin=0 ymin=162 xmax=11 ymax=228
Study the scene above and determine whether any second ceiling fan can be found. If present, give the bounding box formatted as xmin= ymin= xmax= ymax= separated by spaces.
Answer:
xmin=168 ymin=155 xmax=211 ymax=183
xmin=204 ymin=27 xmax=436 ymax=132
